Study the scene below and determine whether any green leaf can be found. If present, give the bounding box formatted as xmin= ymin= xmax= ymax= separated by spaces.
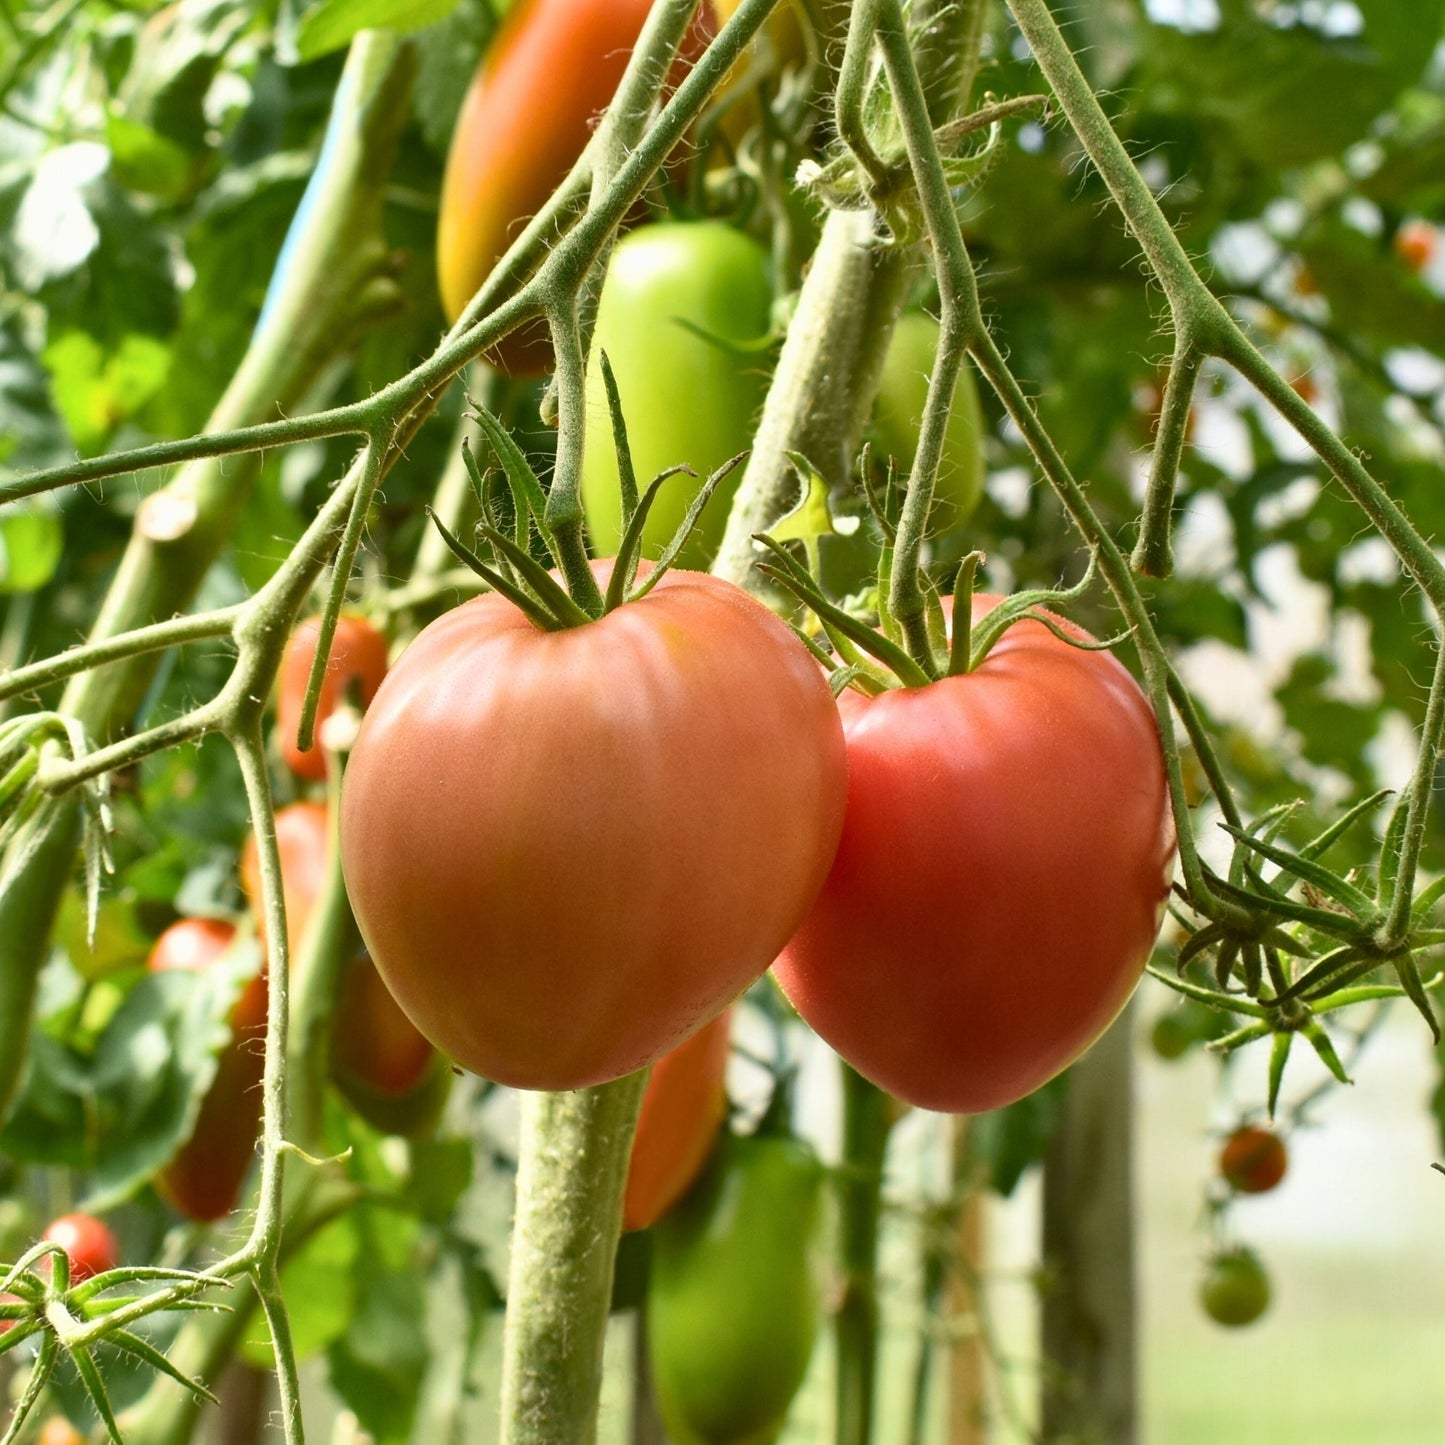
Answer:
xmin=242 ymin=1212 xmax=360 ymax=1368
xmin=964 ymin=1074 xmax=1067 ymax=1197
xmin=296 ymin=0 xmax=461 ymax=60
xmin=43 ymin=330 xmax=171 ymax=457
xmin=0 ymin=497 xmax=63 ymax=594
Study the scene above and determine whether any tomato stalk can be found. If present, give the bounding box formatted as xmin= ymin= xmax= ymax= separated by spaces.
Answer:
xmin=499 ymin=1073 xmax=649 ymax=1445
xmin=835 ymin=1066 xmax=893 ymax=1445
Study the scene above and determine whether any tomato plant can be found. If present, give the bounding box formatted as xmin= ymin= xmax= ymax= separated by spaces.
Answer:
xmin=339 ymin=563 xmax=847 ymax=1091
xmin=147 ymin=917 xmax=268 ymax=1222
xmin=580 ymin=222 xmax=774 ymax=570
xmin=1219 ymin=1125 xmax=1288 ymax=1195
xmin=276 ymin=613 xmax=389 ymax=781
xmin=774 ymin=595 xmax=1175 ymax=1113
xmin=436 ymin=0 xmax=712 ymax=370
xmin=622 ymin=1007 xmax=732 ymax=1232
xmin=41 ymin=1212 xmax=119 ymax=1283
xmin=1200 ymin=1247 xmax=1271 ymax=1328
xmin=648 ymin=1130 xmax=826 ymax=1445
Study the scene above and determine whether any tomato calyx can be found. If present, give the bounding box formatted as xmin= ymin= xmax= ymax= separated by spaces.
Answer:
xmin=756 ymin=503 xmax=1116 ymax=694
xmin=429 ymin=384 xmax=744 ymax=631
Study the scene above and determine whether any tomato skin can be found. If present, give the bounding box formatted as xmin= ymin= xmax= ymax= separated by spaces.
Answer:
xmin=436 ymin=0 xmax=712 ymax=369
xmin=277 ymin=614 xmax=389 ymax=782
xmin=241 ymin=801 xmax=330 ymax=960
xmin=332 ymin=951 xmax=436 ymax=1100
xmin=774 ymin=595 xmax=1175 ymax=1114
xmin=648 ymin=1132 xmax=826 ymax=1445
xmin=41 ymin=1212 xmax=119 ymax=1283
xmin=870 ymin=312 xmax=984 ymax=541
xmin=623 ymin=1008 xmax=732 ymax=1232
xmin=1219 ymin=1125 xmax=1288 ymax=1195
xmin=581 ymin=223 xmax=773 ymax=570
xmin=148 ymin=918 xmax=267 ymax=1223
xmin=1200 ymin=1247 xmax=1271 ymax=1327
xmin=339 ymin=563 xmax=848 ymax=1091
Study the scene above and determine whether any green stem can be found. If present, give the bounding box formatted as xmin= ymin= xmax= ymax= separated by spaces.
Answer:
xmin=499 ymin=1072 xmax=649 ymax=1445
xmin=712 ymin=207 xmax=912 ymax=588
xmin=835 ymin=1066 xmax=891 ymax=1445
xmin=1131 ymin=346 xmax=1202 ymax=579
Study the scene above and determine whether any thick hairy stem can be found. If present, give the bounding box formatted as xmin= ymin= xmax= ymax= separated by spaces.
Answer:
xmin=499 ymin=1073 xmax=648 ymax=1445
xmin=713 ymin=208 xmax=912 ymax=587
xmin=835 ymin=1066 xmax=891 ymax=1445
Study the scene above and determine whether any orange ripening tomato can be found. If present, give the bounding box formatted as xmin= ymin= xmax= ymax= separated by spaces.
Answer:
xmin=277 ymin=614 xmax=388 ymax=782
xmin=332 ymin=952 xmax=436 ymax=1099
xmin=623 ymin=1008 xmax=732 ymax=1232
xmin=37 ymin=1419 xmax=87 ymax=1445
xmin=241 ymin=801 xmax=330 ymax=960
xmin=340 ymin=561 xmax=847 ymax=1091
xmin=436 ymin=0 xmax=714 ymax=370
xmin=775 ymin=594 xmax=1176 ymax=1114
xmin=149 ymin=918 xmax=267 ymax=1222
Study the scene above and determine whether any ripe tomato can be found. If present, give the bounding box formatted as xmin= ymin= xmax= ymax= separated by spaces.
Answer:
xmin=648 ymin=1131 xmax=826 ymax=1444
xmin=242 ymin=806 xmax=438 ymax=1122
xmin=774 ymin=595 xmax=1176 ymax=1114
xmin=623 ymin=1008 xmax=732 ymax=1232
xmin=277 ymin=613 xmax=388 ymax=782
xmin=241 ymin=801 xmax=330 ymax=960
xmin=41 ymin=1212 xmax=119 ymax=1283
xmin=869 ymin=311 xmax=984 ymax=543
xmin=339 ymin=563 xmax=848 ymax=1091
xmin=1200 ymin=1247 xmax=1270 ymax=1327
xmin=148 ymin=918 xmax=267 ymax=1222
xmin=332 ymin=951 xmax=436 ymax=1100
xmin=1394 ymin=219 xmax=1438 ymax=274
xmin=1218 ymin=1125 xmax=1288 ymax=1195
xmin=581 ymin=222 xmax=773 ymax=570
xmin=436 ymin=0 xmax=712 ymax=369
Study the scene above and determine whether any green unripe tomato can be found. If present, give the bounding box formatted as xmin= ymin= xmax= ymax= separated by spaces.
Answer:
xmin=648 ymin=1131 xmax=826 ymax=1445
xmin=582 ymin=222 xmax=774 ymax=571
xmin=1199 ymin=1247 xmax=1271 ymax=1328
xmin=870 ymin=311 xmax=985 ymax=543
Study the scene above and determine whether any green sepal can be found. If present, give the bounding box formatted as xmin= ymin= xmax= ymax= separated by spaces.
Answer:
xmin=1145 ymin=963 xmax=1266 ymax=1018
xmin=626 ymin=453 xmax=748 ymax=604
xmin=597 ymin=351 xmax=640 ymax=535
xmin=476 ymin=523 xmax=596 ymax=629
xmin=423 ymin=508 xmax=565 ymax=632
xmin=73 ymin=1341 xmax=124 ymax=1444
xmin=1300 ymin=788 xmax=1391 ymax=863
xmin=1239 ymin=941 xmax=1263 ymax=997
xmin=946 ymin=552 xmax=984 ymax=676
xmin=606 ymin=464 xmax=698 ymax=613
xmin=753 ymin=533 xmax=932 ymax=688
xmin=1213 ymin=938 xmax=1240 ymax=991
xmin=960 ymin=552 xmax=1101 ymax=674
xmin=1206 ymin=1021 xmax=1273 ymax=1054
xmin=109 ymin=1326 xmax=220 ymax=1404
xmin=469 ymin=403 xmax=559 ymax=572
xmin=1392 ymin=952 xmax=1440 ymax=1042
xmin=1218 ymin=823 xmax=1379 ymax=920
xmin=1279 ymin=944 xmax=1370 ymax=1004
xmin=1301 ymin=1022 xmax=1352 ymax=1086
xmin=1266 ymin=1031 xmax=1292 ymax=1118
xmin=1377 ymin=782 xmax=1413 ymax=903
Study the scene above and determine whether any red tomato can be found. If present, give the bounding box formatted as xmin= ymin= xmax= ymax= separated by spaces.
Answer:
xmin=332 ymin=952 xmax=435 ymax=1100
xmin=436 ymin=0 xmax=713 ymax=370
xmin=623 ymin=1008 xmax=732 ymax=1232
xmin=148 ymin=918 xmax=267 ymax=1223
xmin=41 ymin=1212 xmax=119 ymax=1284
xmin=241 ymin=801 xmax=330 ymax=960
xmin=277 ymin=614 xmax=388 ymax=781
xmin=339 ymin=564 xmax=848 ymax=1091
xmin=1219 ymin=1125 xmax=1288 ymax=1194
xmin=1394 ymin=219 xmax=1438 ymax=274
xmin=774 ymin=595 xmax=1175 ymax=1113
